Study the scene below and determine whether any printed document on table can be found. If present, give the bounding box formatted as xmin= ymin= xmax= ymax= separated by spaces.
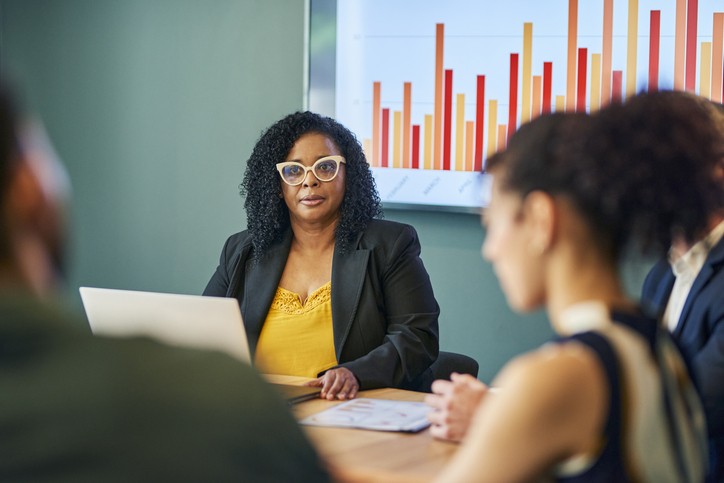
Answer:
xmin=299 ymin=398 xmax=431 ymax=432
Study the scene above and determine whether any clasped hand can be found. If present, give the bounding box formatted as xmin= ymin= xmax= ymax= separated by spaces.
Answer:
xmin=305 ymin=366 xmax=359 ymax=400
xmin=425 ymin=372 xmax=488 ymax=442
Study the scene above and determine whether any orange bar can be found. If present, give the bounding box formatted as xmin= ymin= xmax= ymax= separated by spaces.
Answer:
xmin=393 ymin=110 xmax=402 ymax=168
xmin=674 ymin=0 xmax=686 ymax=90
xmin=591 ymin=54 xmax=602 ymax=111
xmin=497 ymin=125 xmax=507 ymax=152
xmin=487 ymin=100 xmax=498 ymax=157
xmin=566 ymin=0 xmax=578 ymax=112
xmin=362 ymin=139 xmax=372 ymax=165
xmin=522 ymin=22 xmax=533 ymax=123
xmin=465 ymin=121 xmax=474 ymax=171
xmin=423 ymin=114 xmax=433 ymax=170
xmin=372 ymin=82 xmax=381 ymax=167
xmin=434 ymin=23 xmax=444 ymax=170
xmin=602 ymin=0 xmax=613 ymax=105
xmin=626 ymin=0 xmax=639 ymax=98
xmin=555 ymin=95 xmax=566 ymax=112
xmin=402 ymin=82 xmax=412 ymax=168
xmin=532 ymin=75 xmax=542 ymax=118
xmin=685 ymin=0 xmax=699 ymax=92
xmin=455 ymin=93 xmax=465 ymax=172
xmin=713 ymin=13 xmax=724 ymax=103
xmin=701 ymin=42 xmax=712 ymax=99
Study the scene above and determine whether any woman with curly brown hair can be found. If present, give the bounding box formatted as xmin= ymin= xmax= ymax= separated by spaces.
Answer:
xmin=430 ymin=91 xmax=714 ymax=482
xmin=204 ymin=111 xmax=439 ymax=400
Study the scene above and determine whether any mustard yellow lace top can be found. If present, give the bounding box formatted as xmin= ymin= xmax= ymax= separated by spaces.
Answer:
xmin=254 ymin=282 xmax=338 ymax=378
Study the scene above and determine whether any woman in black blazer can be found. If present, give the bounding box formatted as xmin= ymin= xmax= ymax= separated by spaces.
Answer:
xmin=204 ymin=112 xmax=439 ymax=400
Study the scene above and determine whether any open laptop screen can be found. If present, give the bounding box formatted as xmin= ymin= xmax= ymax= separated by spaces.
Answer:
xmin=79 ymin=287 xmax=251 ymax=363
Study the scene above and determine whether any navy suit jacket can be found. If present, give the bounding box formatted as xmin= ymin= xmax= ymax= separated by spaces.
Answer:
xmin=642 ymin=236 xmax=724 ymax=481
xmin=204 ymin=219 xmax=440 ymax=390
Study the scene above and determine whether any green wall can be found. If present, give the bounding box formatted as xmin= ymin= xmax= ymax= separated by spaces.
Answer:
xmin=2 ymin=1 xmax=651 ymax=383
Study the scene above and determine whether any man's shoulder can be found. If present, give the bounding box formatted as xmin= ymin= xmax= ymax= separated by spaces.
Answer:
xmin=92 ymin=335 xmax=263 ymax=395
xmin=641 ymin=258 xmax=672 ymax=298
xmin=4 ymin=330 xmax=329 ymax=481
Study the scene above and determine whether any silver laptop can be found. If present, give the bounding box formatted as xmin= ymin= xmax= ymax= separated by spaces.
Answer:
xmin=79 ymin=287 xmax=251 ymax=362
xmin=79 ymin=286 xmax=322 ymax=403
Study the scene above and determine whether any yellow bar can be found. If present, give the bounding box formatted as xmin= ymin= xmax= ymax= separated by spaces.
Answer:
xmin=402 ymin=82 xmax=412 ymax=168
xmin=362 ymin=139 xmax=372 ymax=165
xmin=590 ymin=53 xmax=601 ymax=111
xmin=465 ymin=121 xmax=474 ymax=172
xmin=423 ymin=114 xmax=433 ymax=170
xmin=497 ymin=125 xmax=507 ymax=152
xmin=701 ymin=42 xmax=712 ymax=99
xmin=626 ymin=0 xmax=639 ymax=98
xmin=522 ymin=22 xmax=533 ymax=123
xmin=455 ymin=93 xmax=465 ymax=172
xmin=487 ymin=100 xmax=498 ymax=157
xmin=532 ymin=75 xmax=542 ymax=118
xmin=555 ymin=95 xmax=566 ymax=112
xmin=393 ymin=110 xmax=402 ymax=169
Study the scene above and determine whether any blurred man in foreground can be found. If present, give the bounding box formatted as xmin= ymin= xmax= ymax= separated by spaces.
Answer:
xmin=0 ymin=82 xmax=329 ymax=481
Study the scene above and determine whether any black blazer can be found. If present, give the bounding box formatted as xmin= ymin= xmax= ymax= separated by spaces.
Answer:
xmin=641 ymin=236 xmax=724 ymax=482
xmin=204 ymin=219 xmax=440 ymax=390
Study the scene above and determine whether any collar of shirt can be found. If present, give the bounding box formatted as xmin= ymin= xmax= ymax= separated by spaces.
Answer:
xmin=668 ymin=220 xmax=724 ymax=281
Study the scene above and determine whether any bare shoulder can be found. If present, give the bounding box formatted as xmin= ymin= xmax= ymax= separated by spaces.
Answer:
xmin=434 ymin=340 xmax=611 ymax=482
xmin=494 ymin=341 xmax=608 ymax=422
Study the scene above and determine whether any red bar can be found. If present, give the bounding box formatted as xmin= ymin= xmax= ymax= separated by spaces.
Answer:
xmin=577 ymin=48 xmax=587 ymax=112
xmin=543 ymin=62 xmax=553 ymax=113
xmin=474 ymin=75 xmax=485 ymax=172
xmin=508 ymin=53 xmax=519 ymax=140
xmin=381 ymin=108 xmax=390 ymax=168
xmin=685 ymin=0 xmax=698 ymax=92
xmin=649 ymin=10 xmax=661 ymax=91
xmin=411 ymin=125 xmax=420 ymax=170
xmin=443 ymin=69 xmax=453 ymax=171
xmin=612 ymin=70 xmax=623 ymax=103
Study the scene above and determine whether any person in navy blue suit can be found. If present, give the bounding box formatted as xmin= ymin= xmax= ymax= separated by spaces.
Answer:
xmin=642 ymin=212 xmax=724 ymax=482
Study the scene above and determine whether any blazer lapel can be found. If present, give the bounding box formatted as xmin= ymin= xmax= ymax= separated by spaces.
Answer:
xmin=241 ymin=231 xmax=292 ymax=354
xmin=331 ymin=233 xmax=370 ymax=361
xmin=674 ymin=237 xmax=724 ymax=338
xmin=652 ymin=268 xmax=676 ymax=315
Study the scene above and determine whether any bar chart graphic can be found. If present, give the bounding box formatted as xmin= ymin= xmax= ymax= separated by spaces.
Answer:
xmin=334 ymin=0 xmax=724 ymax=211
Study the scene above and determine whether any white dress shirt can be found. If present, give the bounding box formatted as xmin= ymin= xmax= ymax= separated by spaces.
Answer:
xmin=663 ymin=220 xmax=724 ymax=332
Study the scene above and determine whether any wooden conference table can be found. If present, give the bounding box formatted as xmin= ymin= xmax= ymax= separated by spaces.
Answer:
xmin=266 ymin=375 xmax=459 ymax=482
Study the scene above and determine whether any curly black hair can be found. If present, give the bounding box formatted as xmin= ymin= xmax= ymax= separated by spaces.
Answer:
xmin=241 ymin=111 xmax=382 ymax=258
xmin=586 ymin=90 xmax=724 ymax=254
xmin=487 ymin=91 xmax=724 ymax=263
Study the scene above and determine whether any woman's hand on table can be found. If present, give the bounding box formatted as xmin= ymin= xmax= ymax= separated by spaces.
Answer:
xmin=425 ymin=372 xmax=488 ymax=442
xmin=305 ymin=367 xmax=360 ymax=400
